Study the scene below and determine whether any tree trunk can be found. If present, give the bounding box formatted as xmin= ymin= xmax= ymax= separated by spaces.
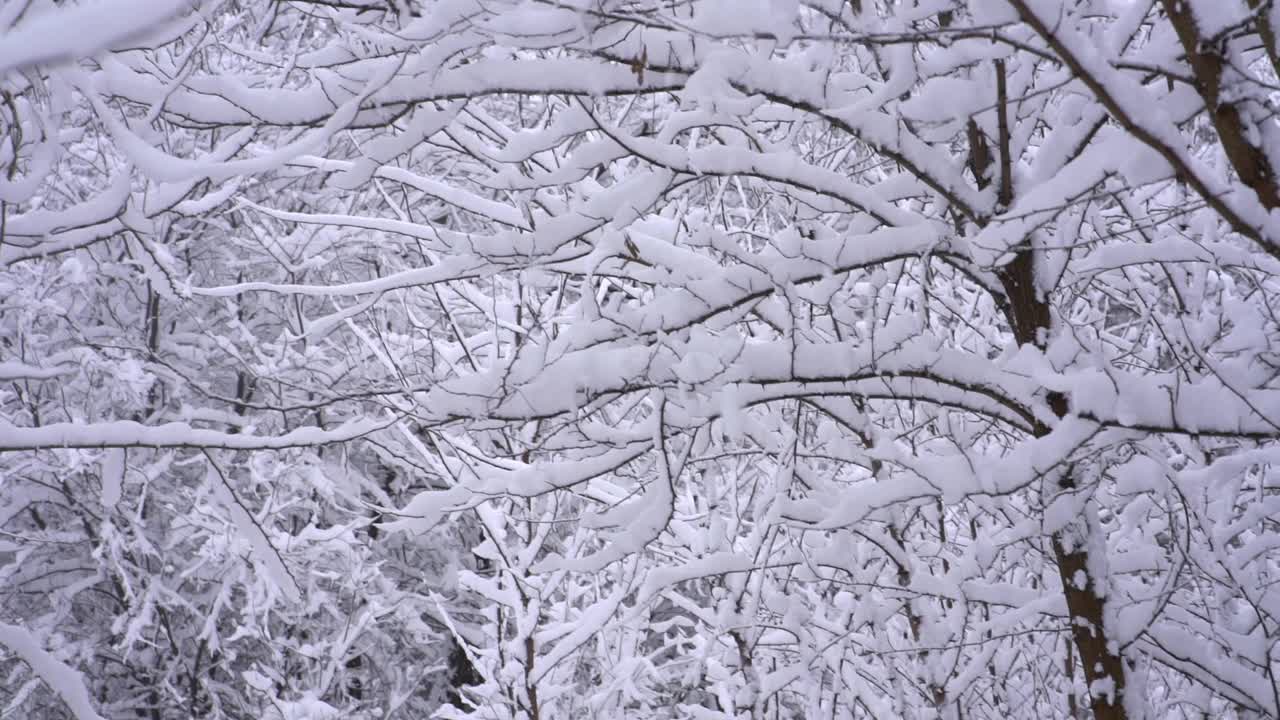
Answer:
xmin=999 ymin=255 xmax=1128 ymax=720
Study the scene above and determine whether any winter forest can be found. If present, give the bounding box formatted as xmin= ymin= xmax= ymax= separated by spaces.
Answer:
xmin=7 ymin=0 xmax=1280 ymax=718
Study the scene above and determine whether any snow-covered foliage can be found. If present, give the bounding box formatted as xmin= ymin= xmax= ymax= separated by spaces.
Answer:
xmin=3 ymin=0 xmax=1280 ymax=718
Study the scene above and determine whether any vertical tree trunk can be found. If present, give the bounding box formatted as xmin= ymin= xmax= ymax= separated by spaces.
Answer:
xmin=999 ymin=256 xmax=1128 ymax=720
xmin=969 ymin=54 xmax=1130 ymax=720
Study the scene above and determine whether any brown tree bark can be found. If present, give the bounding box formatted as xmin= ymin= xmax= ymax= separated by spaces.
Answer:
xmin=967 ymin=58 xmax=1131 ymax=720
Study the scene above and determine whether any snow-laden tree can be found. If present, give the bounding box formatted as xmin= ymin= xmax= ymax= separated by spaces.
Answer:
xmin=0 ymin=3 xmax=477 ymax=718
xmin=4 ymin=0 xmax=1280 ymax=719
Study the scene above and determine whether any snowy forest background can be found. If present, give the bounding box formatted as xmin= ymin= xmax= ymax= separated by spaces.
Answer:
xmin=3 ymin=0 xmax=1280 ymax=718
